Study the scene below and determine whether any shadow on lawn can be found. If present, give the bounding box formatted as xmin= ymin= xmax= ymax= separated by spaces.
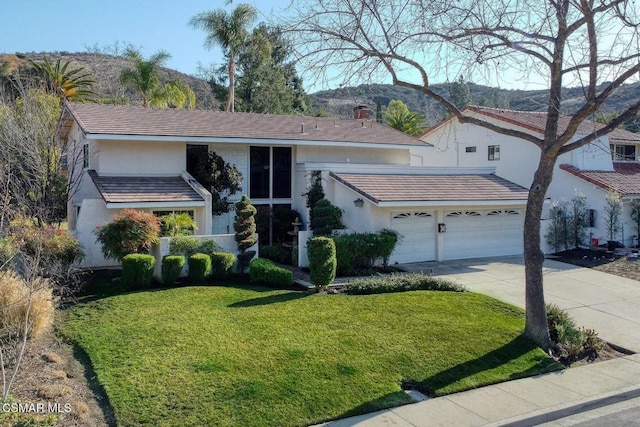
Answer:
xmin=416 ymin=335 xmax=561 ymax=397
xmin=70 ymin=343 xmax=117 ymax=427
xmin=228 ymin=291 xmax=311 ymax=308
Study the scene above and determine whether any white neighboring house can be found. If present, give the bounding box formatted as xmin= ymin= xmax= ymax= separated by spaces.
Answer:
xmin=419 ymin=106 xmax=640 ymax=248
xmin=58 ymin=102 xmax=530 ymax=268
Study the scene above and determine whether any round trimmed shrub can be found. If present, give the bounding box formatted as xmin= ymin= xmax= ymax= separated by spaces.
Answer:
xmin=122 ymin=254 xmax=156 ymax=289
xmin=210 ymin=251 xmax=236 ymax=279
xmin=162 ymin=255 xmax=185 ymax=285
xmin=307 ymin=236 xmax=336 ymax=291
xmin=188 ymin=253 xmax=211 ymax=283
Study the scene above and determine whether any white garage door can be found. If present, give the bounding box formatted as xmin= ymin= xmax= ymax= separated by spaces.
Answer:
xmin=443 ymin=209 xmax=523 ymax=260
xmin=390 ymin=211 xmax=437 ymax=264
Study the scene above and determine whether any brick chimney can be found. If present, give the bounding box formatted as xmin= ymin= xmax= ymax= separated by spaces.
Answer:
xmin=353 ymin=105 xmax=371 ymax=120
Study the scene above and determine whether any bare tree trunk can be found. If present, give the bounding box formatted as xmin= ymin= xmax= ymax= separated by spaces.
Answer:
xmin=523 ymin=150 xmax=558 ymax=350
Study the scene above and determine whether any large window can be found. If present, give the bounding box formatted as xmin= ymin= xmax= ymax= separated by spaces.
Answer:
xmin=611 ymin=144 xmax=636 ymax=162
xmin=250 ymin=146 xmax=292 ymax=199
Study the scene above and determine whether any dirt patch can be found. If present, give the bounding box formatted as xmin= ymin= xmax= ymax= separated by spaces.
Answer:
xmin=2 ymin=330 xmax=114 ymax=427
xmin=553 ymin=248 xmax=640 ymax=281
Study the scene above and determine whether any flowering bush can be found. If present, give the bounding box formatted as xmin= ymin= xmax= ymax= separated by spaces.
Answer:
xmin=94 ymin=209 xmax=161 ymax=261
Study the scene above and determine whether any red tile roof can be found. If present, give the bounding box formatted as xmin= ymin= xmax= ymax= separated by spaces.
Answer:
xmin=559 ymin=164 xmax=640 ymax=196
xmin=88 ymin=171 xmax=204 ymax=204
xmin=330 ymin=172 xmax=529 ymax=204
xmin=421 ymin=106 xmax=640 ymax=143
xmin=62 ymin=102 xmax=426 ymax=147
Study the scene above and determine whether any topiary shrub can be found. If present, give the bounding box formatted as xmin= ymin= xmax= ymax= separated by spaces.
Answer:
xmin=188 ymin=253 xmax=211 ymax=283
xmin=122 ymin=253 xmax=156 ymax=289
xmin=307 ymin=236 xmax=336 ymax=292
xmin=249 ymin=258 xmax=293 ymax=287
xmin=162 ymin=255 xmax=185 ymax=286
xmin=234 ymin=195 xmax=257 ymax=273
xmin=311 ymin=199 xmax=343 ymax=236
xmin=210 ymin=251 xmax=236 ymax=279
xmin=95 ymin=209 xmax=161 ymax=261
xmin=260 ymin=244 xmax=290 ymax=264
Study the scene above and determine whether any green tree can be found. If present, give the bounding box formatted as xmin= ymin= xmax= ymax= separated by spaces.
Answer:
xmin=237 ymin=25 xmax=310 ymax=114
xmin=28 ymin=57 xmax=97 ymax=102
xmin=449 ymin=76 xmax=471 ymax=109
xmin=383 ymin=100 xmax=426 ymax=136
xmin=190 ymin=3 xmax=258 ymax=112
xmin=119 ymin=49 xmax=194 ymax=108
xmin=188 ymin=151 xmax=243 ymax=216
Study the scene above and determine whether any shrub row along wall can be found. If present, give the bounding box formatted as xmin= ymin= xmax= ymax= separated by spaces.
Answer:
xmin=151 ymin=234 xmax=258 ymax=280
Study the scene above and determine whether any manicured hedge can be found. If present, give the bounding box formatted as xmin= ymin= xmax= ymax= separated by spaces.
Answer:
xmin=162 ymin=255 xmax=185 ymax=285
xmin=249 ymin=258 xmax=293 ymax=287
xmin=307 ymin=237 xmax=336 ymax=291
xmin=188 ymin=253 xmax=211 ymax=283
xmin=333 ymin=230 xmax=399 ymax=275
xmin=122 ymin=254 xmax=156 ymax=289
xmin=341 ymin=273 xmax=466 ymax=295
xmin=210 ymin=251 xmax=236 ymax=279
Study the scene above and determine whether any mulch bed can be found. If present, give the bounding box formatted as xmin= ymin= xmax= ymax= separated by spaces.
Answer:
xmin=552 ymin=247 xmax=640 ymax=282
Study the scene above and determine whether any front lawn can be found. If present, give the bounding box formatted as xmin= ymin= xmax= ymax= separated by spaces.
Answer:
xmin=60 ymin=285 xmax=559 ymax=427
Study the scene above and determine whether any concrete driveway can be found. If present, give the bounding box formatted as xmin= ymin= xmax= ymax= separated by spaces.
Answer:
xmin=401 ymin=255 xmax=640 ymax=352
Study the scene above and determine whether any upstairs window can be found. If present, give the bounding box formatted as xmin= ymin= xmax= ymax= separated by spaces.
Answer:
xmin=488 ymin=145 xmax=500 ymax=161
xmin=611 ymin=144 xmax=636 ymax=162
xmin=465 ymin=146 xmax=477 ymax=153
xmin=250 ymin=146 xmax=292 ymax=199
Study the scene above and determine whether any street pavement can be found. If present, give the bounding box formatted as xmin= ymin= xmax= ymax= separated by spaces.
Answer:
xmin=317 ymin=256 xmax=640 ymax=426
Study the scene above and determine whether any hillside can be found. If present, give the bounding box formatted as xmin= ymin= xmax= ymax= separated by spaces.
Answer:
xmin=3 ymin=51 xmax=639 ymax=127
xmin=310 ymin=82 xmax=640 ymax=125
xmin=1 ymin=51 xmax=218 ymax=110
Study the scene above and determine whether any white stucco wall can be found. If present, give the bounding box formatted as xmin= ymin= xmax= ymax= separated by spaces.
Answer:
xmin=95 ymin=140 xmax=186 ymax=175
xmin=420 ymin=120 xmax=615 ymax=190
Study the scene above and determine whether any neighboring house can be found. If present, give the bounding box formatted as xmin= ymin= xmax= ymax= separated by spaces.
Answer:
xmin=419 ymin=106 xmax=640 ymax=248
xmin=57 ymin=102 xmax=529 ymax=268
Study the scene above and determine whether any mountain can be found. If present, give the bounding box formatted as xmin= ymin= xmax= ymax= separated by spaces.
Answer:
xmin=310 ymin=82 xmax=640 ymax=126
xmin=1 ymin=51 xmax=218 ymax=110
xmin=4 ymin=51 xmax=639 ymax=128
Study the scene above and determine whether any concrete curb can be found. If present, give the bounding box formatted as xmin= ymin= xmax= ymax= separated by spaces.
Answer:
xmin=485 ymin=384 xmax=640 ymax=427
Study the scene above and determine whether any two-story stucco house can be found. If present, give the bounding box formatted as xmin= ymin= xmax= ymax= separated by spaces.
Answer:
xmin=58 ymin=102 xmax=531 ymax=268
xmin=419 ymin=106 xmax=640 ymax=247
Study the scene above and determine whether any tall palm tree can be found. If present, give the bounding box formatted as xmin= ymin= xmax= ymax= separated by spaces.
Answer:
xmin=28 ymin=58 xmax=97 ymax=102
xmin=190 ymin=3 xmax=257 ymax=112
xmin=119 ymin=49 xmax=171 ymax=107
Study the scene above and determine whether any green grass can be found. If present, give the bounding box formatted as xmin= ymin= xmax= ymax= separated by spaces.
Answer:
xmin=59 ymin=285 xmax=560 ymax=427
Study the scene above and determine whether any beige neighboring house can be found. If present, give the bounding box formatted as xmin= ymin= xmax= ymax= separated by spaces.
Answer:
xmin=57 ymin=102 xmax=530 ymax=268
xmin=418 ymin=106 xmax=640 ymax=248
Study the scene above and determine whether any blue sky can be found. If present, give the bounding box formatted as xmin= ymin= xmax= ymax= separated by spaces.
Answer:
xmin=1 ymin=1 xmax=284 ymax=79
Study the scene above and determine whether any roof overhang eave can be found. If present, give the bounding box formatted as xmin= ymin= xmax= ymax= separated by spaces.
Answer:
xmin=105 ymin=201 xmax=206 ymax=209
xmin=85 ymin=133 xmax=422 ymax=150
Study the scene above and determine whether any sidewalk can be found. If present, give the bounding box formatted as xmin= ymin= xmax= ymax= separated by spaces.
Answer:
xmin=318 ymin=354 xmax=640 ymax=427
xmin=316 ymin=256 xmax=640 ymax=426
